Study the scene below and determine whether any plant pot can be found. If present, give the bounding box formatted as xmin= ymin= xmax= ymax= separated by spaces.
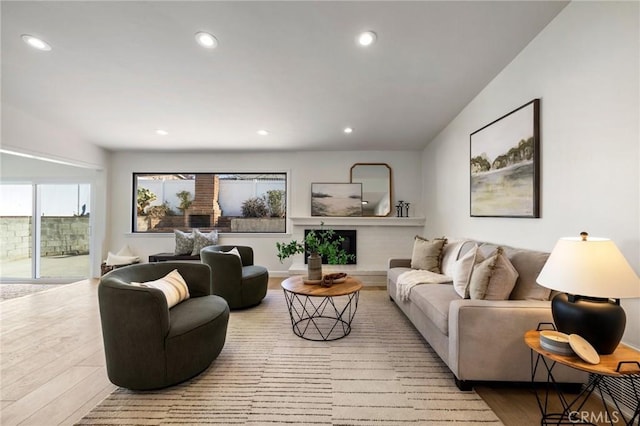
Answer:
xmin=307 ymin=252 xmax=323 ymax=281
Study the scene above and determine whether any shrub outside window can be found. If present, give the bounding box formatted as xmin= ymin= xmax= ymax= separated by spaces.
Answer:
xmin=133 ymin=173 xmax=286 ymax=233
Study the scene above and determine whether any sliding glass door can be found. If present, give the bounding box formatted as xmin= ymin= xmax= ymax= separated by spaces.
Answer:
xmin=38 ymin=184 xmax=91 ymax=278
xmin=0 ymin=184 xmax=33 ymax=278
xmin=0 ymin=182 xmax=91 ymax=280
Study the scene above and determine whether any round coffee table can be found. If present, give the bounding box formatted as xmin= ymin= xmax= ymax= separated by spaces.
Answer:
xmin=281 ymin=275 xmax=363 ymax=341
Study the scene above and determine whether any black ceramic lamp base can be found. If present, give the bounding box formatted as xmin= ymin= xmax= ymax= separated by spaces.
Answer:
xmin=551 ymin=293 xmax=626 ymax=355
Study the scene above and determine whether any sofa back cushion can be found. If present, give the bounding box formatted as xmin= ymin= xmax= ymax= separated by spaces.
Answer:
xmin=478 ymin=243 xmax=551 ymax=301
xmin=440 ymin=240 xmax=475 ymax=277
xmin=507 ymin=249 xmax=551 ymax=300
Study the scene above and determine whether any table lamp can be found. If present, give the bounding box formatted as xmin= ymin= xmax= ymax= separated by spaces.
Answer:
xmin=537 ymin=232 xmax=640 ymax=354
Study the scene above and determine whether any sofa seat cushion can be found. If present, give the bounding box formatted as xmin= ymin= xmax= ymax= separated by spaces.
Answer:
xmin=242 ymin=265 xmax=268 ymax=281
xmin=388 ymin=267 xmax=413 ymax=286
xmin=410 ymin=284 xmax=461 ymax=336
xmin=168 ymin=295 xmax=229 ymax=338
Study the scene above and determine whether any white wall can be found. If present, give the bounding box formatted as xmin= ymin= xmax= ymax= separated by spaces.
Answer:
xmin=1 ymin=105 xmax=108 ymax=170
xmin=422 ymin=2 xmax=640 ymax=347
xmin=1 ymin=105 xmax=110 ymax=277
xmin=1 ymin=153 xmax=102 ymax=180
xmin=107 ymin=150 xmax=422 ymax=274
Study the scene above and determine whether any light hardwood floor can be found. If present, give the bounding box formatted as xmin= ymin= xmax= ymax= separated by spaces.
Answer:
xmin=1 ymin=278 xmax=606 ymax=426
xmin=1 ymin=279 xmax=116 ymax=426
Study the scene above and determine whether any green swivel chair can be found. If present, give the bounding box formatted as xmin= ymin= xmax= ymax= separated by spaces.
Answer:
xmin=200 ymin=245 xmax=269 ymax=309
xmin=98 ymin=262 xmax=229 ymax=390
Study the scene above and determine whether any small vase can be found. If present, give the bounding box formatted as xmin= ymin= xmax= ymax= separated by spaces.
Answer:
xmin=307 ymin=252 xmax=323 ymax=280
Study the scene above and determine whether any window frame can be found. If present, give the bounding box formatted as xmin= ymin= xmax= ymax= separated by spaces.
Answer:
xmin=131 ymin=172 xmax=288 ymax=234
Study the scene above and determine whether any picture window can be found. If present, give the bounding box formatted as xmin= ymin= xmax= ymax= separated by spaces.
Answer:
xmin=133 ymin=173 xmax=287 ymax=233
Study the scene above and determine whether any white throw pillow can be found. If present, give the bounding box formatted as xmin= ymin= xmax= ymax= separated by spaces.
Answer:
xmin=105 ymin=252 xmax=139 ymax=266
xmin=224 ymin=247 xmax=241 ymax=258
xmin=192 ymin=229 xmax=219 ymax=256
xmin=452 ymin=244 xmax=480 ymax=298
xmin=131 ymin=269 xmax=190 ymax=308
xmin=116 ymin=244 xmax=136 ymax=257
xmin=440 ymin=240 xmax=466 ymax=277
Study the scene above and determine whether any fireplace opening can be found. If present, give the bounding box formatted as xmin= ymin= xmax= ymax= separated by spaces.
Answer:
xmin=304 ymin=229 xmax=356 ymax=265
xmin=189 ymin=214 xmax=211 ymax=228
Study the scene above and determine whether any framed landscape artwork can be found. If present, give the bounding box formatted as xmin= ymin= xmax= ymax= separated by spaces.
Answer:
xmin=311 ymin=183 xmax=362 ymax=217
xmin=470 ymin=99 xmax=540 ymax=218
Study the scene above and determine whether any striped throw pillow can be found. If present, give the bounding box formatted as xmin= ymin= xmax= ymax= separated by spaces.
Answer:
xmin=132 ymin=269 xmax=190 ymax=308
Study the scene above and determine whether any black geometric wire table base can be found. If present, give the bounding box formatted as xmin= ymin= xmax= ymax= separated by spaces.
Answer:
xmin=282 ymin=289 xmax=360 ymax=341
xmin=526 ymin=329 xmax=640 ymax=426
xmin=530 ymin=352 xmax=640 ymax=425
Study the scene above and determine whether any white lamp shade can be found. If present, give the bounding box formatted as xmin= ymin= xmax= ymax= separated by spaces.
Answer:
xmin=537 ymin=237 xmax=639 ymax=299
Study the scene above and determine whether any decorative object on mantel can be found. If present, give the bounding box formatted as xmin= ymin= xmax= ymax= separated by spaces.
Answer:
xmin=470 ymin=98 xmax=540 ymax=218
xmin=537 ymin=232 xmax=640 ymax=354
xmin=276 ymin=223 xmax=355 ymax=280
xmin=311 ymin=183 xmax=362 ymax=217
xmin=395 ymin=200 xmax=410 ymax=217
xmin=350 ymin=163 xmax=392 ymax=217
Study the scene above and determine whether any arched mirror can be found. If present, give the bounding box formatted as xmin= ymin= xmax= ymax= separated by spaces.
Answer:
xmin=350 ymin=163 xmax=392 ymax=217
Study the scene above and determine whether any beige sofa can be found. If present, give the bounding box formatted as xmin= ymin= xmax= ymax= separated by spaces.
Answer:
xmin=387 ymin=239 xmax=587 ymax=390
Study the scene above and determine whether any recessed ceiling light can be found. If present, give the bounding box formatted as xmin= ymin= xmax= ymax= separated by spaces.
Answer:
xmin=357 ymin=31 xmax=377 ymax=47
xmin=195 ymin=31 xmax=218 ymax=49
xmin=21 ymin=34 xmax=52 ymax=51
xmin=343 ymin=127 xmax=354 ymax=134
xmin=156 ymin=129 xmax=168 ymax=136
xmin=257 ymin=129 xmax=269 ymax=136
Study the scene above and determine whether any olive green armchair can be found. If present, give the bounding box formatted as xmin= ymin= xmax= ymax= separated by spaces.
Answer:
xmin=200 ymin=245 xmax=269 ymax=309
xmin=98 ymin=262 xmax=229 ymax=390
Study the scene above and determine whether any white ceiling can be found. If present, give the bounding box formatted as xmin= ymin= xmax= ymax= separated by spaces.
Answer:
xmin=2 ymin=1 xmax=568 ymax=152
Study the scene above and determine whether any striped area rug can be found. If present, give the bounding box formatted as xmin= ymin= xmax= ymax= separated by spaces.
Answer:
xmin=78 ymin=289 xmax=503 ymax=425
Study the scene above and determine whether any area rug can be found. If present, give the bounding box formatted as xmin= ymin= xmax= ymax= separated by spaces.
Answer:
xmin=0 ymin=283 xmax=68 ymax=301
xmin=77 ymin=289 xmax=503 ymax=425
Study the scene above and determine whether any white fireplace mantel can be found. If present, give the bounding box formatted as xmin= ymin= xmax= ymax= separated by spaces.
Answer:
xmin=289 ymin=216 xmax=425 ymax=227
xmin=288 ymin=216 xmax=425 ymax=285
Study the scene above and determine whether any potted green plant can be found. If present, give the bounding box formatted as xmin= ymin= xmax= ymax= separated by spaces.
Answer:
xmin=176 ymin=190 xmax=193 ymax=214
xmin=276 ymin=223 xmax=354 ymax=280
